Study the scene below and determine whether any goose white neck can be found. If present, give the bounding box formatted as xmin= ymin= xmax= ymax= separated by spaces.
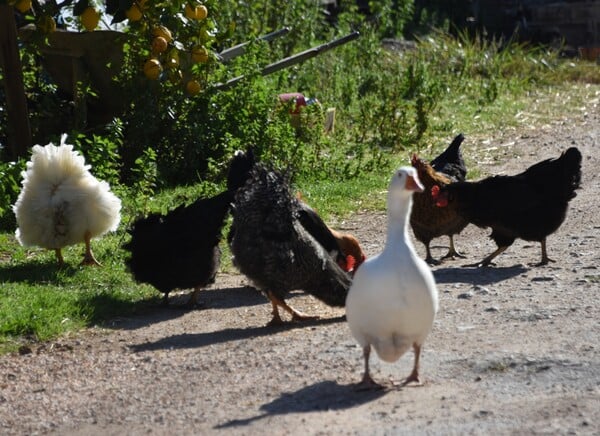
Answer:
xmin=384 ymin=190 xmax=414 ymax=250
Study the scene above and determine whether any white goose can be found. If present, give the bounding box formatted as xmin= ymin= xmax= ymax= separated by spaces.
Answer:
xmin=346 ymin=166 xmax=439 ymax=389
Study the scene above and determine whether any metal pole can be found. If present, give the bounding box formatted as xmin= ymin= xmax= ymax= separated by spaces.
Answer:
xmin=214 ymin=31 xmax=360 ymax=90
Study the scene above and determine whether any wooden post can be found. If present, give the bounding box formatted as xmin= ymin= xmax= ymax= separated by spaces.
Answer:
xmin=0 ymin=5 xmax=31 ymax=160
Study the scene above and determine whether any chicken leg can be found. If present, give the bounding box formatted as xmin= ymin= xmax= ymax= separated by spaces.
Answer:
xmin=537 ymin=238 xmax=555 ymax=266
xmin=185 ymin=287 xmax=206 ymax=308
xmin=441 ymin=235 xmax=466 ymax=260
xmin=265 ymin=291 xmax=318 ymax=326
xmin=465 ymin=246 xmax=508 ymax=267
xmin=424 ymin=244 xmax=441 ymax=266
xmin=55 ymin=248 xmax=64 ymax=266
xmin=81 ymin=231 xmax=101 ymax=266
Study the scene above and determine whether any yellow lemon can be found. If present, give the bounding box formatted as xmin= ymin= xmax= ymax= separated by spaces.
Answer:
xmin=185 ymin=4 xmax=207 ymax=20
xmin=152 ymin=25 xmax=173 ymax=43
xmin=143 ymin=59 xmax=162 ymax=80
xmin=15 ymin=0 xmax=31 ymax=13
xmin=151 ymin=36 xmax=168 ymax=53
xmin=125 ymin=4 xmax=143 ymax=21
xmin=196 ymin=5 xmax=208 ymax=20
xmin=81 ymin=7 xmax=100 ymax=31
xmin=184 ymin=4 xmax=198 ymax=20
xmin=186 ymin=80 xmax=202 ymax=95
xmin=191 ymin=46 xmax=209 ymax=63
xmin=37 ymin=15 xmax=57 ymax=34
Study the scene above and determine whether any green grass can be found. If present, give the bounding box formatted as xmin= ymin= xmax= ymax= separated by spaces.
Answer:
xmin=1 ymin=31 xmax=599 ymax=353
xmin=0 ymin=232 xmax=157 ymax=353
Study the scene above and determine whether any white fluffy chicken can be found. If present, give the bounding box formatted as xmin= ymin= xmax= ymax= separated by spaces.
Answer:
xmin=13 ymin=135 xmax=122 ymax=266
xmin=346 ymin=166 xmax=439 ymax=389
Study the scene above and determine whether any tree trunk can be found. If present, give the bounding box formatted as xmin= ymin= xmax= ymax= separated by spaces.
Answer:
xmin=0 ymin=5 xmax=31 ymax=160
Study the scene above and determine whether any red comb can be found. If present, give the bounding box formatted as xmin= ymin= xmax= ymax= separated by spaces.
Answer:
xmin=344 ymin=255 xmax=356 ymax=272
xmin=431 ymin=185 xmax=449 ymax=207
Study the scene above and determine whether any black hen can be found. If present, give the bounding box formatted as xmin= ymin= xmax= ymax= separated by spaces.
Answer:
xmin=430 ymin=133 xmax=467 ymax=182
xmin=228 ymin=164 xmax=352 ymax=325
xmin=123 ymin=149 xmax=255 ymax=306
xmin=432 ymin=147 xmax=582 ymax=267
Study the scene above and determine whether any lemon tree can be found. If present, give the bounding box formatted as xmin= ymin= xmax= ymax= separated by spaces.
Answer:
xmin=60 ymin=0 xmax=232 ymax=96
xmin=107 ymin=0 xmax=231 ymax=96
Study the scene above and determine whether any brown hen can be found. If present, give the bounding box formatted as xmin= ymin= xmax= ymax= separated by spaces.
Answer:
xmin=410 ymin=155 xmax=469 ymax=264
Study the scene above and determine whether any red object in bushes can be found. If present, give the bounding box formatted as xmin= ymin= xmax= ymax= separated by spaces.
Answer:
xmin=278 ymin=92 xmax=307 ymax=114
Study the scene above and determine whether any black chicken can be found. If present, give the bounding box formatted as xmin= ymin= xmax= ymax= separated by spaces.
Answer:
xmin=431 ymin=133 xmax=467 ymax=181
xmin=410 ymin=133 xmax=469 ymax=264
xmin=432 ymin=147 xmax=582 ymax=267
xmin=228 ymin=164 xmax=352 ymax=326
xmin=123 ymin=149 xmax=255 ymax=306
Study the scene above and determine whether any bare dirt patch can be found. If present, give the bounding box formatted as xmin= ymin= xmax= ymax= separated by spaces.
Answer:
xmin=1 ymin=106 xmax=598 ymax=435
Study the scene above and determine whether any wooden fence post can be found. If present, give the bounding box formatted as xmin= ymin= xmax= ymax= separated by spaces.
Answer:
xmin=0 ymin=5 xmax=31 ymax=160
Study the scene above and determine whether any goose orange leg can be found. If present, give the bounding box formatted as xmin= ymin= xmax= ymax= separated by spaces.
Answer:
xmin=356 ymin=344 xmax=383 ymax=391
xmin=400 ymin=343 xmax=423 ymax=386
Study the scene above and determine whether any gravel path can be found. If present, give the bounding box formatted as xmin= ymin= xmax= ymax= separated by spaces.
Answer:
xmin=1 ymin=96 xmax=599 ymax=435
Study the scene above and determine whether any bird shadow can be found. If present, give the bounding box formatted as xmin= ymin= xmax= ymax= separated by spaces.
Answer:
xmin=433 ymin=264 xmax=528 ymax=286
xmin=0 ymin=261 xmax=79 ymax=284
xmin=214 ymin=380 xmax=388 ymax=429
xmin=194 ymin=284 xmax=266 ymax=309
xmin=102 ymin=285 xmax=268 ymax=331
xmin=128 ymin=315 xmax=346 ymax=352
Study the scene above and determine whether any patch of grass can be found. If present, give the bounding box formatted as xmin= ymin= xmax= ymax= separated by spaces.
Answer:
xmin=0 ymin=232 xmax=158 ymax=353
xmin=484 ymin=360 xmax=512 ymax=373
xmin=584 ymin=275 xmax=600 ymax=284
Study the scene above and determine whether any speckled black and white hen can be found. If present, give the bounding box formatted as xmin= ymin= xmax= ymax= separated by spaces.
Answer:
xmin=228 ymin=164 xmax=352 ymax=326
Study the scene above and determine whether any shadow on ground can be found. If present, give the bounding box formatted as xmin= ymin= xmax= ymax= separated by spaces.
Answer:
xmin=215 ymin=380 xmax=388 ymax=428
xmin=129 ymin=315 xmax=346 ymax=352
xmin=434 ymin=264 xmax=527 ymax=285
xmin=102 ymin=285 xmax=267 ymax=331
